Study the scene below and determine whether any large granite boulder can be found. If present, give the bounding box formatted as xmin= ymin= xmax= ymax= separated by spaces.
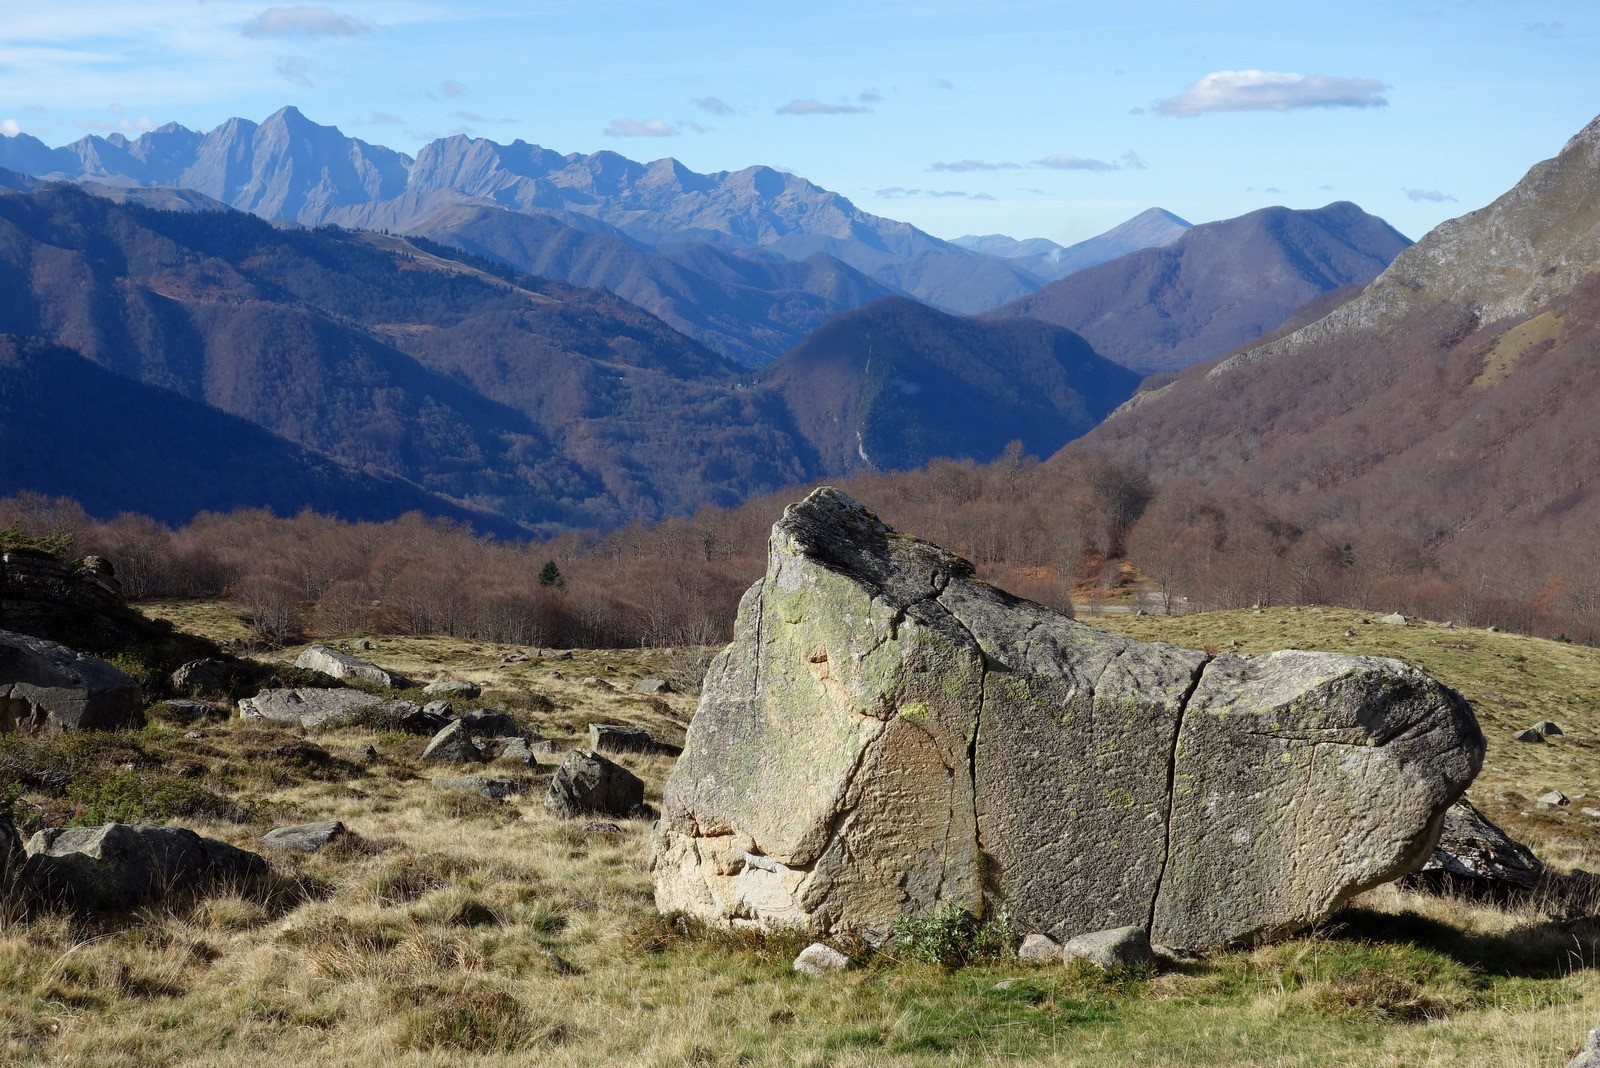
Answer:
xmin=294 ymin=645 xmax=413 ymax=689
xmin=0 ymin=628 xmax=143 ymax=733
xmin=19 ymin=823 xmax=267 ymax=910
xmin=547 ymin=750 xmax=645 ymax=818
xmin=651 ymin=488 xmax=1485 ymax=947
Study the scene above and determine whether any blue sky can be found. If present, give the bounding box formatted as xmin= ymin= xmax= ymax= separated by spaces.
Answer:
xmin=2 ymin=1 xmax=1596 ymax=246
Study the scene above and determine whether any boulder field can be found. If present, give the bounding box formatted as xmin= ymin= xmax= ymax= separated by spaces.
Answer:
xmin=651 ymin=488 xmax=1485 ymax=948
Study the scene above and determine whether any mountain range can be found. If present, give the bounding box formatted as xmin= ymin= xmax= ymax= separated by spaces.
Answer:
xmin=1083 ymin=113 xmax=1600 ymax=551
xmin=984 ymin=202 xmax=1412 ymax=374
xmin=0 ymin=180 xmax=1137 ymax=529
xmin=954 ymin=207 xmax=1193 ymax=282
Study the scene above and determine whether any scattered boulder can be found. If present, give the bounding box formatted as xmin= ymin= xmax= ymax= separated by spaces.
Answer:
xmin=169 ymin=658 xmax=231 ymax=694
xmin=0 ymin=628 xmax=143 ymax=733
xmin=588 ymin=723 xmax=658 ymax=755
xmin=239 ymin=687 xmax=382 ymax=729
xmin=495 ymin=737 xmax=536 ymax=765
xmin=421 ymin=699 xmax=453 ymax=719
xmin=433 ymin=776 xmax=519 ymax=800
xmin=651 ymin=488 xmax=1485 ymax=948
xmin=157 ymin=699 xmax=227 ymax=724
xmin=420 ymin=720 xmax=486 ymax=763
xmin=793 ymin=943 xmax=850 ymax=976
xmin=1402 ymin=799 xmax=1542 ymax=899
xmin=19 ymin=824 xmax=266 ymax=911
xmin=1018 ymin=933 xmax=1062 ymax=962
xmin=530 ymin=738 xmax=562 ymax=755
xmin=1512 ymin=727 xmax=1547 ymax=743
xmin=423 ymin=679 xmax=480 ymax=699
xmin=580 ymin=821 xmax=624 ymax=834
xmin=1535 ymin=721 xmax=1564 ymax=737
xmin=1061 ymin=927 xmax=1155 ymax=970
xmin=1379 ymin=613 xmax=1409 ymax=626
xmin=547 ymin=750 xmax=644 ymax=818
xmin=581 ymin=676 xmax=613 ymax=690
xmin=1540 ymin=791 xmax=1571 ymax=808
xmin=294 ymin=644 xmax=413 ymax=689
xmin=261 ymin=820 xmax=346 ymax=853
xmin=385 ymin=700 xmax=454 ymax=735
xmin=633 ymin=677 xmax=673 ymax=695
xmin=460 ymin=708 xmax=518 ymax=738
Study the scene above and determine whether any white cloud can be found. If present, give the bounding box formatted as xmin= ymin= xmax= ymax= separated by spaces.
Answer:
xmin=777 ymin=99 xmax=872 ymax=115
xmin=1402 ymin=187 xmax=1457 ymax=203
xmin=1 ymin=119 xmax=21 ymax=137
xmin=1034 ymin=150 xmax=1144 ymax=171
xmin=277 ymin=54 xmax=313 ymax=87
xmin=242 ymin=5 xmax=373 ymax=39
xmin=928 ymin=159 xmax=1021 ymax=172
xmin=604 ymin=117 xmax=677 ymax=138
xmin=875 ymin=186 xmax=995 ymax=201
xmin=1156 ymin=70 xmax=1388 ymax=116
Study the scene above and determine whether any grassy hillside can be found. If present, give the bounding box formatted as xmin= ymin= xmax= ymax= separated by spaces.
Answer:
xmin=2 ymin=604 xmax=1599 ymax=1066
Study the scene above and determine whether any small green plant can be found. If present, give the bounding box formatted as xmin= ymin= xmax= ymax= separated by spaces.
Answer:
xmin=0 ymin=524 xmax=73 ymax=559
xmin=890 ymin=905 xmax=1019 ymax=968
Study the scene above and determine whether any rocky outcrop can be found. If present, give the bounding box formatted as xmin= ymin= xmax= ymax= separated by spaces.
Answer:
xmin=423 ymin=679 xmax=480 ymax=699
xmin=19 ymin=823 xmax=266 ymax=910
xmin=651 ymin=489 xmax=1484 ymax=948
xmin=294 ymin=645 xmax=413 ymax=689
xmin=0 ymin=628 xmax=143 ymax=733
xmin=238 ymin=687 xmax=383 ymax=728
xmin=0 ymin=548 xmax=128 ymax=645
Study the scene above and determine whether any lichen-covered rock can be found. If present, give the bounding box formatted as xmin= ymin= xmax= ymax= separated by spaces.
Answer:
xmin=20 ymin=824 xmax=266 ymax=910
xmin=1401 ymin=799 xmax=1543 ymax=899
xmin=1017 ymin=933 xmax=1062 ymax=962
xmin=793 ymin=943 xmax=850 ymax=976
xmin=651 ymin=488 xmax=1485 ymax=947
xmin=1061 ymin=927 xmax=1154 ymax=970
xmin=0 ymin=628 xmax=143 ymax=733
xmin=423 ymin=679 xmax=480 ymax=699
xmin=238 ymin=687 xmax=382 ymax=728
xmin=420 ymin=720 xmax=486 ymax=763
xmin=432 ymin=775 xmax=519 ymax=800
xmin=170 ymin=658 xmax=231 ymax=694
xmin=294 ymin=645 xmax=413 ymax=689
xmin=547 ymin=750 xmax=644 ymax=818
xmin=588 ymin=723 xmax=657 ymax=754
xmin=261 ymin=820 xmax=346 ymax=853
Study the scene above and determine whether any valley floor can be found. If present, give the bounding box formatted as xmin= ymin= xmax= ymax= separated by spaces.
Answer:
xmin=2 ymin=605 xmax=1599 ymax=1066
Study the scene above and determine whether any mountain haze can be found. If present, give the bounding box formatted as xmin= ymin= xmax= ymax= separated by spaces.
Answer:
xmin=956 ymin=207 xmax=1192 ymax=282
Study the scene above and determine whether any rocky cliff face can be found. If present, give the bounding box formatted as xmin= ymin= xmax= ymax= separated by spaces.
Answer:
xmin=652 ymin=489 xmax=1484 ymax=947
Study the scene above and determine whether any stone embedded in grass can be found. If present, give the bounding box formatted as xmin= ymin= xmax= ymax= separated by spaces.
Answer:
xmin=1062 ymin=927 xmax=1154 ymax=970
xmin=159 ymin=699 xmax=227 ymax=724
xmin=239 ymin=687 xmax=383 ymax=729
xmin=18 ymin=823 xmax=267 ymax=911
xmin=1380 ymin=613 xmax=1408 ymax=625
xmin=261 ymin=820 xmax=347 ymax=853
xmin=433 ymin=776 xmax=520 ymax=800
xmin=588 ymin=723 xmax=657 ymax=754
xmin=421 ymin=720 xmax=488 ymax=763
xmin=546 ymin=750 xmax=644 ymax=818
xmin=0 ymin=627 xmax=143 ymax=733
xmin=294 ymin=644 xmax=413 ymax=689
xmin=1017 ymin=933 xmax=1062 ymax=962
xmin=580 ymin=821 xmax=624 ymax=834
xmin=423 ymin=679 xmax=480 ymax=699
xmin=633 ymin=677 xmax=672 ymax=695
xmin=793 ymin=943 xmax=849 ymax=976
xmin=1512 ymin=727 xmax=1547 ymax=743
xmin=1539 ymin=791 xmax=1570 ymax=808
xmin=1534 ymin=721 xmax=1564 ymax=737
xmin=169 ymin=658 xmax=231 ymax=694
xmin=460 ymin=709 xmax=519 ymax=738
xmin=495 ymin=737 xmax=536 ymax=765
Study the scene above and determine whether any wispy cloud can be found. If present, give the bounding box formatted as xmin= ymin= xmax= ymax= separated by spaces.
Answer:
xmin=928 ymin=159 xmax=1021 ymax=173
xmin=70 ymin=103 xmax=154 ymax=132
xmin=777 ymin=99 xmax=872 ymax=115
xmin=453 ymin=109 xmax=484 ymax=122
xmin=858 ymin=90 xmax=882 ymax=104
xmin=276 ymin=54 xmax=312 ymax=87
xmin=1157 ymin=70 xmax=1389 ymax=116
xmin=935 ymin=77 xmax=955 ymax=90
xmin=929 ymin=152 xmax=1144 ymax=173
xmin=1035 ymin=151 xmax=1144 ymax=171
xmin=242 ymin=5 xmax=373 ymax=38
xmin=440 ymin=80 xmax=466 ymax=98
xmin=876 ymin=186 xmax=996 ymax=201
xmin=1525 ymin=21 xmax=1565 ymax=38
xmin=1402 ymin=187 xmax=1457 ymax=202
xmin=603 ymin=117 xmax=709 ymax=138
xmin=364 ymin=111 xmax=403 ymax=125
xmin=693 ymin=96 xmax=734 ymax=116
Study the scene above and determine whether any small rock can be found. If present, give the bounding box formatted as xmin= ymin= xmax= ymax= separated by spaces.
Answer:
xmin=1568 ymin=1026 xmax=1600 ymax=1068
xmin=460 ymin=708 xmax=518 ymax=738
xmin=1535 ymin=721 xmax=1564 ymax=737
xmin=633 ymin=676 xmax=673 ymax=695
xmin=579 ymin=821 xmax=624 ymax=834
xmin=1539 ymin=791 xmax=1570 ymax=808
xmin=1444 ymin=621 xmax=1455 ymax=629
xmin=1512 ymin=728 xmax=1547 ymax=744
xmin=991 ymin=979 xmax=1018 ymax=990
xmin=1580 ymin=808 xmax=1600 ymax=819
xmin=529 ymin=738 xmax=562 ymax=755
xmin=1153 ymin=944 xmax=1204 ymax=964
xmin=260 ymin=820 xmax=346 ymax=853
xmin=496 ymin=737 xmax=535 ymax=765
xmin=554 ymin=651 xmax=573 ymax=661
xmin=184 ymin=731 xmax=202 ymax=740
xmin=433 ymin=776 xmax=520 ymax=800
xmin=1487 ymin=626 xmax=1499 ymax=633
xmin=420 ymin=720 xmax=487 ymax=763
xmin=540 ymin=948 xmax=579 ymax=975
xmin=422 ymin=679 xmax=481 ymax=699
xmin=588 ymin=723 xmax=657 ymax=754
xmin=294 ymin=644 xmax=412 ymax=689
xmin=1060 ymin=926 xmax=1154 ymax=970
xmin=159 ymin=699 xmax=225 ymax=724
xmin=421 ymin=699 xmax=454 ymax=720
xmin=1017 ymin=933 xmax=1062 ymax=962
xmin=388 ymin=700 xmax=453 ymax=735
xmin=793 ymin=943 xmax=850 ymax=976
xmin=364 ymin=744 xmax=379 ymax=761
xmin=1379 ymin=613 xmax=1408 ymax=626
xmin=547 ymin=671 xmax=563 ymax=680
xmin=581 ymin=676 xmax=612 ymax=690
xmin=1343 ymin=629 xmax=1355 ymax=638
